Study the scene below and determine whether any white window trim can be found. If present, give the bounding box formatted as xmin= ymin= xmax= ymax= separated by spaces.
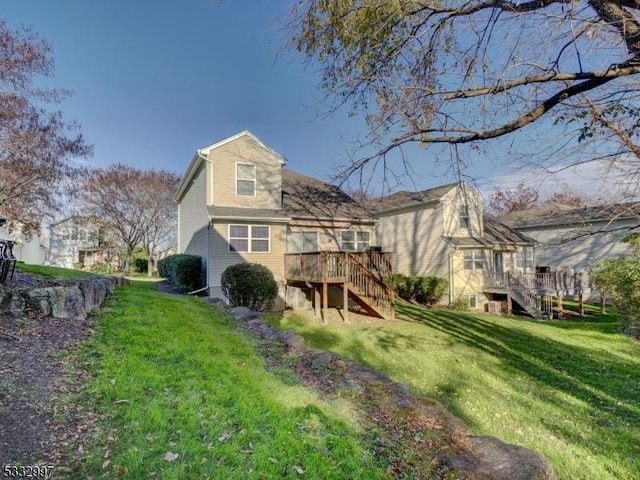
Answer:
xmin=516 ymin=247 xmax=534 ymax=270
xmin=463 ymin=250 xmax=484 ymax=270
xmin=459 ymin=205 xmax=470 ymax=229
xmin=228 ymin=224 xmax=270 ymax=253
xmin=462 ymin=294 xmax=478 ymax=309
xmin=340 ymin=229 xmax=371 ymax=252
xmin=235 ymin=162 xmax=256 ymax=197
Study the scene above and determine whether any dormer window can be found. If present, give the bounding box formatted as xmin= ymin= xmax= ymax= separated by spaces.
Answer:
xmin=236 ymin=163 xmax=256 ymax=197
xmin=459 ymin=205 xmax=470 ymax=229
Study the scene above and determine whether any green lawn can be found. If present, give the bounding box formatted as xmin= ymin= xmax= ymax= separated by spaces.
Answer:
xmin=16 ymin=262 xmax=97 ymax=280
xmin=267 ymin=302 xmax=640 ymax=480
xmin=69 ymin=281 xmax=389 ymax=479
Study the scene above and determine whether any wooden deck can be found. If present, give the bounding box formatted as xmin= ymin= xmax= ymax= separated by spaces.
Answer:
xmin=483 ymin=270 xmax=593 ymax=318
xmin=284 ymin=251 xmax=394 ymax=322
xmin=484 ymin=270 xmax=592 ymax=296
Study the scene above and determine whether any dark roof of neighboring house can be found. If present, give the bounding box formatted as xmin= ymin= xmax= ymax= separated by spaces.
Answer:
xmin=364 ymin=183 xmax=458 ymax=214
xmin=281 ymin=170 xmax=374 ymax=221
xmin=498 ymin=202 xmax=640 ymax=228
xmin=444 ymin=216 xmax=536 ymax=248
xmin=483 ymin=215 xmax=537 ymax=244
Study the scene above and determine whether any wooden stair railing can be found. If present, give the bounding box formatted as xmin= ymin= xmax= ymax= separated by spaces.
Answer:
xmin=507 ymin=272 xmax=543 ymax=319
xmin=347 ymin=253 xmax=395 ymax=320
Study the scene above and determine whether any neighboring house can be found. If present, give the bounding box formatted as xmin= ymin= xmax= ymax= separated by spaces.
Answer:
xmin=48 ymin=216 xmax=122 ymax=270
xmin=497 ymin=202 xmax=640 ymax=271
xmin=0 ymin=222 xmax=46 ymax=265
xmin=175 ymin=131 xmax=390 ymax=320
xmin=366 ymin=183 xmax=542 ymax=314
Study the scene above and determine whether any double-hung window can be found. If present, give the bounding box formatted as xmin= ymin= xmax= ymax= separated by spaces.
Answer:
xmin=229 ymin=225 xmax=270 ymax=253
xmin=236 ymin=163 xmax=256 ymax=197
xmin=341 ymin=230 xmax=370 ymax=252
xmin=516 ymin=247 xmax=534 ymax=270
xmin=459 ymin=205 xmax=470 ymax=229
xmin=463 ymin=250 xmax=484 ymax=270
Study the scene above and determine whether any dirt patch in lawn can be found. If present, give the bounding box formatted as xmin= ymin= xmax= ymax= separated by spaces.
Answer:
xmin=0 ymin=274 xmax=97 ymax=476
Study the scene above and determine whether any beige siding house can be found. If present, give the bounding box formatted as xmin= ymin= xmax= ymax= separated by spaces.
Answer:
xmin=367 ymin=183 xmax=539 ymax=313
xmin=175 ymin=131 xmax=388 ymax=319
xmin=498 ymin=203 xmax=640 ymax=271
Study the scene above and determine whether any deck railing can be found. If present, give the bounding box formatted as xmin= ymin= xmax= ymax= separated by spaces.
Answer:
xmin=284 ymin=251 xmax=392 ymax=283
xmin=484 ymin=270 xmax=591 ymax=292
xmin=284 ymin=251 xmax=394 ymax=319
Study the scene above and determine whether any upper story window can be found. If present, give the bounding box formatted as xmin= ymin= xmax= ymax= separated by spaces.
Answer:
xmin=287 ymin=231 xmax=319 ymax=253
xmin=459 ymin=205 xmax=470 ymax=229
xmin=229 ymin=225 xmax=270 ymax=253
xmin=341 ymin=230 xmax=370 ymax=252
xmin=463 ymin=250 xmax=484 ymax=270
xmin=236 ymin=163 xmax=256 ymax=197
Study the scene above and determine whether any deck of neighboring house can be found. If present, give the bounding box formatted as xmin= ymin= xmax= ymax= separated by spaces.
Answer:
xmin=284 ymin=251 xmax=395 ymax=322
xmin=483 ymin=270 xmax=593 ymax=318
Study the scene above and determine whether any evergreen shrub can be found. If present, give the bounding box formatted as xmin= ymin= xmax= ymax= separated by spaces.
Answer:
xmin=221 ymin=263 xmax=278 ymax=311
xmin=157 ymin=254 xmax=202 ymax=293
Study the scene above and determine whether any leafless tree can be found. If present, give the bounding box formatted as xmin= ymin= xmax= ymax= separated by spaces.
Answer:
xmin=285 ymin=1 xmax=640 ymax=192
xmin=0 ymin=21 xmax=92 ymax=233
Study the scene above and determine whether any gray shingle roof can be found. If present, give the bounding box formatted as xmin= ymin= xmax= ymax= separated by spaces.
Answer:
xmin=281 ymin=170 xmax=374 ymax=221
xmin=498 ymin=202 xmax=640 ymax=228
xmin=364 ymin=183 xmax=458 ymax=213
xmin=483 ymin=215 xmax=536 ymax=244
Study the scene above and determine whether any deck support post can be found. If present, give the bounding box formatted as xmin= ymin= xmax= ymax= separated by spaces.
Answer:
xmin=557 ymin=294 xmax=563 ymax=312
xmin=314 ymin=286 xmax=320 ymax=318
xmin=578 ymin=293 xmax=584 ymax=316
xmin=343 ymin=254 xmax=350 ymax=323
xmin=507 ymin=294 xmax=512 ymax=315
xmin=322 ymin=282 xmax=328 ymax=323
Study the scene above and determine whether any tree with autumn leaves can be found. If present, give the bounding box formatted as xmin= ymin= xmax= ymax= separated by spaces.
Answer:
xmin=82 ymin=164 xmax=180 ymax=275
xmin=0 ymin=20 xmax=91 ymax=233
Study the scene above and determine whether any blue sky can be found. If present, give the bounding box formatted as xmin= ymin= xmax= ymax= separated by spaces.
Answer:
xmin=2 ymin=0 xmax=606 ymax=197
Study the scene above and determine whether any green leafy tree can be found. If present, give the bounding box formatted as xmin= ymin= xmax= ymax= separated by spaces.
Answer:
xmin=591 ymin=234 xmax=640 ymax=337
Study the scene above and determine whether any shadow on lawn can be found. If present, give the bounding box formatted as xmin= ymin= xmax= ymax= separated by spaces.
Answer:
xmin=397 ymin=302 xmax=640 ymax=467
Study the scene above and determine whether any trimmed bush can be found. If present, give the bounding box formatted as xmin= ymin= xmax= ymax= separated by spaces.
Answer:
xmin=221 ymin=263 xmax=278 ymax=312
xmin=133 ymin=257 xmax=148 ymax=273
xmin=157 ymin=254 xmax=202 ymax=293
xmin=449 ymin=297 xmax=470 ymax=311
xmin=386 ymin=273 xmax=448 ymax=306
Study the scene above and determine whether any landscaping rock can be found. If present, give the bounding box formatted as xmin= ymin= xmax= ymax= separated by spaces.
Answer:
xmin=443 ymin=436 xmax=557 ymax=480
xmin=0 ymin=286 xmax=26 ymax=315
xmin=311 ymin=351 xmax=333 ymax=370
xmin=1 ymin=275 xmax=124 ymax=321
xmin=230 ymin=306 xmax=261 ymax=320
xmin=78 ymin=278 xmax=112 ymax=312
xmin=245 ymin=319 xmax=281 ymax=340
xmin=281 ymin=330 xmax=305 ymax=353
xmin=24 ymin=286 xmax=86 ymax=320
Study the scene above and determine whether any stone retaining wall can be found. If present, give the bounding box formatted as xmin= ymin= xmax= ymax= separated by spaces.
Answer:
xmin=0 ymin=276 xmax=127 ymax=320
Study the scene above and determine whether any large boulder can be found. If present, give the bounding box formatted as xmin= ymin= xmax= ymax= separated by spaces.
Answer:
xmin=0 ymin=286 xmax=26 ymax=315
xmin=24 ymin=285 xmax=86 ymax=320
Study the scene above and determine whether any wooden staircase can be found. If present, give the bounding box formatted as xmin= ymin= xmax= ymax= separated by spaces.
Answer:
xmin=506 ymin=272 xmax=544 ymax=319
xmin=285 ymin=251 xmax=395 ymax=321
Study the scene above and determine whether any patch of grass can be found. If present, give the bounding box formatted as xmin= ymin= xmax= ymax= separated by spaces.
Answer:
xmin=73 ymin=281 xmax=387 ymax=479
xmin=15 ymin=263 xmax=96 ymax=280
xmin=268 ymin=304 xmax=640 ymax=480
